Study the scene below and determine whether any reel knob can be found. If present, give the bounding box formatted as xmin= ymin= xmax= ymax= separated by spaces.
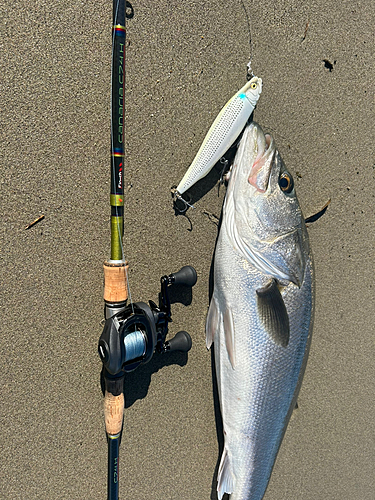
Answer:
xmin=164 ymin=331 xmax=192 ymax=353
xmin=169 ymin=266 xmax=197 ymax=287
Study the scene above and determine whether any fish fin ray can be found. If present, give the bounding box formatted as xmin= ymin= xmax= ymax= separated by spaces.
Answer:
xmin=217 ymin=447 xmax=234 ymax=499
xmin=256 ymin=279 xmax=290 ymax=347
xmin=223 ymin=305 xmax=236 ymax=368
xmin=206 ymin=296 xmax=219 ymax=349
xmin=305 ymin=198 xmax=331 ymax=224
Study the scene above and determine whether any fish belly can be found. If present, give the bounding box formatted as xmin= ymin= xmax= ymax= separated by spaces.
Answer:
xmin=212 ymin=226 xmax=313 ymax=500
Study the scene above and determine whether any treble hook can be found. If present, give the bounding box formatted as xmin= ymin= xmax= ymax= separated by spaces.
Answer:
xmin=219 ymin=157 xmax=229 ymax=184
xmin=217 ymin=157 xmax=230 ymax=196
xmin=171 ymin=187 xmax=195 ymax=213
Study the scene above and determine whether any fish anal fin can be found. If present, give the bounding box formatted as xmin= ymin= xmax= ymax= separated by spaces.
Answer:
xmin=256 ymin=279 xmax=290 ymax=347
xmin=223 ymin=306 xmax=236 ymax=368
xmin=217 ymin=447 xmax=234 ymax=500
xmin=206 ymin=297 xmax=219 ymax=349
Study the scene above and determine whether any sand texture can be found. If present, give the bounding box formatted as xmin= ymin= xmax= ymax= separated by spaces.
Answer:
xmin=0 ymin=0 xmax=374 ymax=498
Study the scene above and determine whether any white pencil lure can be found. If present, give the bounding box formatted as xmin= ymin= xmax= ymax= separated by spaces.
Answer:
xmin=175 ymin=76 xmax=262 ymax=197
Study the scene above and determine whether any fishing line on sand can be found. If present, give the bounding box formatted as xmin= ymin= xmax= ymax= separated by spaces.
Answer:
xmin=240 ymin=0 xmax=254 ymax=79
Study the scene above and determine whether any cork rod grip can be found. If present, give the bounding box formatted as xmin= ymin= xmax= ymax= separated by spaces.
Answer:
xmin=103 ymin=260 xmax=129 ymax=303
xmin=104 ymin=390 xmax=125 ymax=436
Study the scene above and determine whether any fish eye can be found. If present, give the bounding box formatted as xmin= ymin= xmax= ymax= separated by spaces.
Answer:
xmin=250 ymin=82 xmax=257 ymax=89
xmin=279 ymin=172 xmax=294 ymax=193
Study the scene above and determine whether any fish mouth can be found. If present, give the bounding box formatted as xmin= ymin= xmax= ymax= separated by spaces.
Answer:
xmin=248 ymin=128 xmax=276 ymax=193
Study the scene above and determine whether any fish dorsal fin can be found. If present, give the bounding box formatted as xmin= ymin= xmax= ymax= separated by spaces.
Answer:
xmin=223 ymin=305 xmax=236 ymax=368
xmin=256 ymin=279 xmax=290 ymax=347
xmin=206 ymin=297 xmax=219 ymax=349
xmin=217 ymin=447 xmax=234 ymax=499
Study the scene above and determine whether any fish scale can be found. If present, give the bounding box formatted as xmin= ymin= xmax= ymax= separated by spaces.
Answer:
xmin=206 ymin=122 xmax=314 ymax=500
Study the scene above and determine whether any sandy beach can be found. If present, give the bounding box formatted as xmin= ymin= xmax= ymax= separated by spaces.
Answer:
xmin=0 ymin=0 xmax=374 ymax=498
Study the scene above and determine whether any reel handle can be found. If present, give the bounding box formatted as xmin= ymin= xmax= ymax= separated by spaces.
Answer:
xmin=169 ymin=266 xmax=197 ymax=287
xmin=164 ymin=331 xmax=192 ymax=353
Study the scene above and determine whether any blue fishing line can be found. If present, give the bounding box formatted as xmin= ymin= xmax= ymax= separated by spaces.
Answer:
xmin=124 ymin=330 xmax=146 ymax=362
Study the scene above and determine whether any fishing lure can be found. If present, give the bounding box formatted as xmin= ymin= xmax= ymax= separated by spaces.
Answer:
xmin=174 ymin=75 xmax=262 ymax=198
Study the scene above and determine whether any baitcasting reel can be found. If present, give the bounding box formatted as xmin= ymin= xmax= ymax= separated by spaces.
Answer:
xmin=98 ymin=266 xmax=197 ymax=376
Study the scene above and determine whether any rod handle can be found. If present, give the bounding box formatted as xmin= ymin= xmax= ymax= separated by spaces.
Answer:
xmin=103 ymin=260 xmax=129 ymax=303
xmin=104 ymin=390 xmax=124 ymax=436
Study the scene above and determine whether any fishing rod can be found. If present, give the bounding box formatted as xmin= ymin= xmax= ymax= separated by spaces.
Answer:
xmin=98 ymin=2 xmax=197 ymax=499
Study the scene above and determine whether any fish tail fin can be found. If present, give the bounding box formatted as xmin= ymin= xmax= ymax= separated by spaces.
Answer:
xmin=217 ymin=447 xmax=234 ymax=499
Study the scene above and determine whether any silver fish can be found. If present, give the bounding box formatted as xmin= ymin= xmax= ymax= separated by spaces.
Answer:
xmin=206 ymin=122 xmax=314 ymax=500
xmin=175 ymin=76 xmax=262 ymax=196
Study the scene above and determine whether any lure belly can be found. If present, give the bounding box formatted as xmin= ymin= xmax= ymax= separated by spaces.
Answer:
xmin=175 ymin=76 xmax=262 ymax=196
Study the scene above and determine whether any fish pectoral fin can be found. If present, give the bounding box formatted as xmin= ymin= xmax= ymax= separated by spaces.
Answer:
xmin=206 ymin=297 xmax=219 ymax=349
xmin=223 ymin=306 xmax=236 ymax=369
xmin=256 ymin=279 xmax=290 ymax=347
xmin=217 ymin=447 xmax=234 ymax=499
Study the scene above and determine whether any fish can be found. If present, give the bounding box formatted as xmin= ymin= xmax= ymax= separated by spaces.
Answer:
xmin=175 ymin=76 xmax=262 ymax=197
xmin=206 ymin=122 xmax=314 ymax=500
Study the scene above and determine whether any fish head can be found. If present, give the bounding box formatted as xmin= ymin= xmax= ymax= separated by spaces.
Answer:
xmin=226 ymin=122 xmax=310 ymax=287
xmin=243 ymin=76 xmax=263 ymax=108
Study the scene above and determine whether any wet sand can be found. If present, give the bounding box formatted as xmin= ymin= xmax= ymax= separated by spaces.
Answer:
xmin=0 ymin=0 xmax=374 ymax=498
